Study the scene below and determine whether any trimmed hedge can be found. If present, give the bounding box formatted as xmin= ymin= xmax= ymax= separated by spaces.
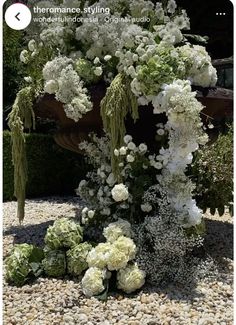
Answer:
xmin=3 ymin=131 xmax=88 ymax=201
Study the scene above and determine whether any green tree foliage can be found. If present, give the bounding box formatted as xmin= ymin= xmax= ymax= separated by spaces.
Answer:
xmin=191 ymin=126 xmax=233 ymax=216
xmin=3 ymin=131 xmax=89 ymax=201
xmin=3 ymin=23 xmax=25 ymax=118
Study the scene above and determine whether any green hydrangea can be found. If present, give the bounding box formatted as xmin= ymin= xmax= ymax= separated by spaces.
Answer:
xmin=42 ymin=250 xmax=66 ymax=277
xmin=74 ymin=58 xmax=100 ymax=84
xmin=44 ymin=217 xmax=83 ymax=250
xmin=67 ymin=242 xmax=93 ymax=276
xmin=137 ymin=47 xmax=185 ymax=96
xmin=5 ymin=244 xmax=44 ymax=286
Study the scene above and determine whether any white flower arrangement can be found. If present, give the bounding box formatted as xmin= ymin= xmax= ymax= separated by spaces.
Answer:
xmin=14 ymin=0 xmax=216 ymax=293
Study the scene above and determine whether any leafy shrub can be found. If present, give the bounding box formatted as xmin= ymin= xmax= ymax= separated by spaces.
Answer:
xmin=3 ymin=131 xmax=89 ymax=201
xmin=191 ymin=126 xmax=233 ymax=216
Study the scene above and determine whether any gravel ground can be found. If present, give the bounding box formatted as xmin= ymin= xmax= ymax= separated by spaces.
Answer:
xmin=3 ymin=197 xmax=233 ymax=325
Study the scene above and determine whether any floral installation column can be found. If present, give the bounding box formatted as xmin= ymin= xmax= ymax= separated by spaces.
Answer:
xmin=7 ymin=0 xmax=217 ymax=295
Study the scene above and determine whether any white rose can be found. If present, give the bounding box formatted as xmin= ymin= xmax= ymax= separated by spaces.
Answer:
xmin=138 ymin=143 xmax=147 ymax=153
xmin=127 ymin=142 xmax=136 ymax=151
xmin=114 ymin=149 xmax=120 ymax=156
xmin=28 ymin=39 xmax=36 ymax=52
xmin=154 ymin=162 xmax=163 ymax=170
xmin=89 ymin=190 xmax=95 ymax=196
xmin=94 ymin=66 xmax=103 ymax=76
xmin=24 ymin=76 xmax=32 ymax=83
xmin=111 ymin=184 xmax=129 ymax=202
xmin=119 ymin=146 xmax=127 ymax=155
xmin=124 ymin=135 xmax=133 ymax=144
xmin=127 ymin=155 xmax=135 ymax=163
xmin=93 ymin=57 xmax=100 ymax=64
xmin=104 ymin=55 xmax=112 ymax=61
xmin=88 ymin=210 xmax=95 ymax=219
xmin=106 ymin=173 xmax=116 ymax=186
xmin=157 ymin=129 xmax=165 ymax=136
xmin=20 ymin=50 xmax=29 ymax=63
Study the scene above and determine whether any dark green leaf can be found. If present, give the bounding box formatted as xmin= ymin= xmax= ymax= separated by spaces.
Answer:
xmin=29 ymin=247 xmax=44 ymax=263
xmin=94 ymin=279 xmax=109 ymax=301
xmin=210 ymin=207 xmax=216 ymax=216
xmin=217 ymin=206 xmax=225 ymax=217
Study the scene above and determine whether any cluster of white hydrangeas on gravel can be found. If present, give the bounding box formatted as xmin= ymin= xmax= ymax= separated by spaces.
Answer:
xmin=81 ymin=219 xmax=145 ymax=296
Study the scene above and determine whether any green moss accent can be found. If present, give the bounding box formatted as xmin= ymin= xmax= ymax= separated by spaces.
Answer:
xmin=100 ymin=73 xmax=139 ymax=177
xmin=7 ymin=87 xmax=35 ymax=223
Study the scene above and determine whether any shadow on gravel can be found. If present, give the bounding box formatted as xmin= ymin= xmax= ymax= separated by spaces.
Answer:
xmin=3 ymin=221 xmax=54 ymax=247
xmin=204 ymin=218 xmax=233 ymax=260
xmin=25 ymin=196 xmax=82 ymax=205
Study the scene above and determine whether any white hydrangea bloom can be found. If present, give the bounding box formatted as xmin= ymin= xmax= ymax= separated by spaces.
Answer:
xmin=81 ymin=267 xmax=107 ymax=297
xmin=112 ymin=236 xmax=136 ymax=261
xmin=106 ymin=247 xmax=129 ymax=271
xmin=111 ymin=184 xmax=129 ymax=202
xmin=178 ymin=45 xmax=217 ymax=87
xmin=103 ymin=219 xmax=132 ymax=243
xmin=43 ymin=56 xmax=73 ymax=81
xmin=117 ymin=263 xmax=146 ymax=293
xmin=44 ymin=80 xmax=58 ymax=94
xmin=86 ymin=243 xmax=111 ymax=269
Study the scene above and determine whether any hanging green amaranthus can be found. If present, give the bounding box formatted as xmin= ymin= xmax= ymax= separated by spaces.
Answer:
xmin=101 ymin=73 xmax=139 ymax=177
xmin=7 ymin=87 xmax=35 ymax=223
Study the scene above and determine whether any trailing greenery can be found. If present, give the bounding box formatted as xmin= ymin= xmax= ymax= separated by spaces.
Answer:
xmin=7 ymin=87 xmax=36 ymax=223
xmin=191 ymin=126 xmax=233 ymax=216
xmin=100 ymin=73 xmax=139 ymax=177
xmin=3 ymin=131 xmax=89 ymax=202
